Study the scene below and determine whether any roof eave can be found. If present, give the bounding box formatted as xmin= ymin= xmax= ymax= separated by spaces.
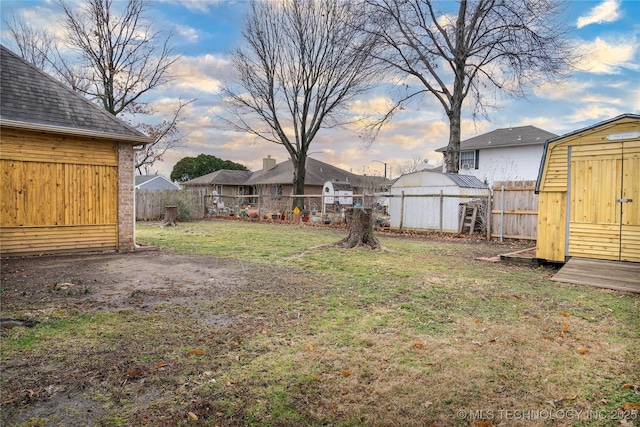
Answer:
xmin=1 ymin=118 xmax=153 ymax=146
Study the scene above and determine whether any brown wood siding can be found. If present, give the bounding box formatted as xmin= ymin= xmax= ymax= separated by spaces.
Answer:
xmin=0 ymin=128 xmax=118 ymax=166
xmin=1 ymin=225 xmax=117 ymax=256
xmin=568 ymin=223 xmax=621 ymax=261
xmin=536 ymin=117 xmax=640 ymax=262
xmin=621 ymin=140 xmax=640 ymax=262
xmin=1 ymin=129 xmax=119 ymax=256
xmin=569 ymin=143 xmax=622 ymax=225
xmin=536 ymin=191 xmax=566 ymax=261
xmin=539 ymin=145 xmax=568 ymax=191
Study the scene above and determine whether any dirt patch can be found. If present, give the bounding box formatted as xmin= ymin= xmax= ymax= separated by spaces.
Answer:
xmin=1 ymin=249 xmax=327 ymax=426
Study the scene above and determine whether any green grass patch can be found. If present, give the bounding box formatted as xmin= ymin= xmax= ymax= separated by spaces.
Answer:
xmin=2 ymin=220 xmax=638 ymax=426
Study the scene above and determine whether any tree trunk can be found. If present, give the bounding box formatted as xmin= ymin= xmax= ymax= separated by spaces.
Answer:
xmin=162 ymin=205 xmax=178 ymax=226
xmin=334 ymin=208 xmax=382 ymax=250
xmin=292 ymin=154 xmax=306 ymax=210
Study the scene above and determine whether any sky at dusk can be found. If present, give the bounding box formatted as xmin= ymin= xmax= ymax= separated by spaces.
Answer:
xmin=2 ymin=0 xmax=639 ymax=179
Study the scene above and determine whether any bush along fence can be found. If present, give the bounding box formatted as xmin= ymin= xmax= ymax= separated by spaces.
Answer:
xmin=490 ymin=180 xmax=538 ymax=241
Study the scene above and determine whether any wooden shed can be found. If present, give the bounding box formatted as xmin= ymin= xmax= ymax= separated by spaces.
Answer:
xmin=0 ymin=45 xmax=152 ymax=256
xmin=535 ymin=114 xmax=640 ymax=263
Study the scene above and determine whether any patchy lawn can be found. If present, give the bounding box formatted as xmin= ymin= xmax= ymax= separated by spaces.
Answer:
xmin=1 ymin=220 xmax=638 ymax=427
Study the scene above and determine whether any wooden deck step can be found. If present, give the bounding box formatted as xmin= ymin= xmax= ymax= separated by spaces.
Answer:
xmin=551 ymin=257 xmax=640 ymax=293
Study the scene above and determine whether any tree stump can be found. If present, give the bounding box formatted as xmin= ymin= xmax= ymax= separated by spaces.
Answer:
xmin=162 ymin=205 xmax=178 ymax=227
xmin=334 ymin=208 xmax=382 ymax=250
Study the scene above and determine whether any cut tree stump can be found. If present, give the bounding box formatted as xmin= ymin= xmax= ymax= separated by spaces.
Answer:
xmin=162 ymin=205 xmax=178 ymax=227
xmin=334 ymin=208 xmax=382 ymax=250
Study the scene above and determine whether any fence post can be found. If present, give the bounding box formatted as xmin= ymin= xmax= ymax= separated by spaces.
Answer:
xmin=399 ymin=191 xmax=405 ymax=231
xmin=486 ymin=194 xmax=491 ymax=240
xmin=500 ymin=184 xmax=505 ymax=243
xmin=439 ymin=190 xmax=443 ymax=232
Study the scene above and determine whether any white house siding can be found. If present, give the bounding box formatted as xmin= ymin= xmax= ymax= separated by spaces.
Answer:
xmin=389 ymin=172 xmax=489 ymax=232
xmin=463 ymin=145 xmax=544 ymax=187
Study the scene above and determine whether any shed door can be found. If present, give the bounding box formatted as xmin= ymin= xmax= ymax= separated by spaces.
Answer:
xmin=568 ymin=141 xmax=639 ymax=262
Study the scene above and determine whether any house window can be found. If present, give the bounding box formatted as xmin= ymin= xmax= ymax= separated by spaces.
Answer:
xmin=460 ymin=150 xmax=479 ymax=170
xmin=238 ymin=186 xmax=244 ymax=195
xmin=215 ymin=185 xmax=222 ymax=194
xmin=270 ymin=185 xmax=282 ymax=201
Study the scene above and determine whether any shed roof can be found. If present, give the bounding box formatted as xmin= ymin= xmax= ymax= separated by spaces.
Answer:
xmin=392 ymin=170 xmax=488 ymax=189
xmin=0 ymin=45 xmax=151 ymax=144
xmin=535 ymin=113 xmax=640 ymax=193
xmin=445 ymin=173 xmax=488 ymax=189
xmin=436 ymin=125 xmax=557 ymax=152
xmin=326 ymin=181 xmax=353 ymax=191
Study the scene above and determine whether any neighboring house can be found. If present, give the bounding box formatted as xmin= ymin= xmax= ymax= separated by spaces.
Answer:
xmin=180 ymin=169 xmax=253 ymax=198
xmin=536 ymin=113 xmax=640 ymax=263
xmin=0 ymin=45 xmax=153 ymax=256
xmin=389 ymin=170 xmax=489 ymax=232
xmin=135 ymin=174 xmax=180 ymax=191
xmin=182 ymin=156 xmax=389 ymax=211
xmin=436 ymin=125 xmax=558 ymax=187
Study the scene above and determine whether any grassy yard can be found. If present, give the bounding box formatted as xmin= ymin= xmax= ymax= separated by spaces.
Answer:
xmin=2 ymin=220 xmax=639 ymax=426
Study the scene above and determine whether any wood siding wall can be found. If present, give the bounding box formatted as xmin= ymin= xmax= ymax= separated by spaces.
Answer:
xmin=1 ymin=128 xmax=119 ymax=256
xmin=536 ymin=117 xmax=640 ymax=262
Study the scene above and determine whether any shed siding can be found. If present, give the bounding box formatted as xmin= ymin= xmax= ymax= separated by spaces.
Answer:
xmin=621 ymin=141 xmax=640 ymax=262
xmin=535 ymin=192 xmax=566 ymax=261
xmin=0 ymin=129 xmax=119 ymax=255
xmin=536 ymin=116 xmax=640 ymax=262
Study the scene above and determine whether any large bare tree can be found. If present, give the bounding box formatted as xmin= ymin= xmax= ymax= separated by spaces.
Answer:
xmin=367 ymin=0 xmax=576 ymax=172
xmin=57 ymin=0 xmax=179 ymax=116
xmin=3 ymin=0 xmax=188 ymax=172
xmin=2 ymin=13 xmax=55 ymax=71
xmin=221 ymin=0 xmax=380 ymax=209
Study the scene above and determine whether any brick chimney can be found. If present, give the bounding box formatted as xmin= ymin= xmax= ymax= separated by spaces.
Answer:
xmin=263 ymin=155 xmax=276 ymax=172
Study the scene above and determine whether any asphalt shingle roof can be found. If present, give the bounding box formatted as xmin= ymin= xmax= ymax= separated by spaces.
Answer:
xmin=184 ymin=170 xmax=253 ymax=186
xmin=246 ymin=157 xmax=388 ymax=188
xmin=436 ymin=125 xmax=558 ymax=152
xmin=0 ymin=44 xmax=150 ymax=141
xmin=183 ymin=157 xmax=391 ymax=189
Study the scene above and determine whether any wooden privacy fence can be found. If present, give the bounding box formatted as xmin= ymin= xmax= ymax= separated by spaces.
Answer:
xmin=136 ymin=188 xmax=206 ymax=220
xmin=491 ymin=180 xmax=538 ymax=241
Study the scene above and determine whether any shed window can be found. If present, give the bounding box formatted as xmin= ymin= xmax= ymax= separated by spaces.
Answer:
xmin=460 ymin=150 xmax=478 ymax=170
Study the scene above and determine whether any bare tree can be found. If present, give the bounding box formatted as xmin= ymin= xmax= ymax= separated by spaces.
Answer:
xmin=2 ymin=12 xmax=56 ymax=71
xmin=394 ymin=156 xmax=432 ymax=176
xmin=57 ymin=0 xmax=179 ymax=116
xmin=133 ymin=99 xmax=194 ymax=174
xmin=3 ymin=1 xmax=188 ymax=173
xmin=367 ymin=0 xmax=576 ymax=172
xmin=221 ymin=0 xmax=380 ymax=209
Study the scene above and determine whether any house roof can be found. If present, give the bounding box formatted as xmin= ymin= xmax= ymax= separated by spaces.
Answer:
xmin=535 ymin=113 xmax=640 ymax=193
xmin=135 ymin=174 xmax=180 ymax=190
xmin=183 ymin=169 xmax=253 ymax=186
xmin=247 ymin=157 xmax=388 ymax=188
xmin=182 ymin=157 xmax=390 ymax=190
xmin=0 ymin=45 xmax=152 ymax=145
xmin=435 ymin=125 xmax=558 ymax=152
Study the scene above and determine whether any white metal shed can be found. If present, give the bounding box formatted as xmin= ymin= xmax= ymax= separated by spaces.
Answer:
xmin=389 ymin=171 xmax=489 ymax=232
